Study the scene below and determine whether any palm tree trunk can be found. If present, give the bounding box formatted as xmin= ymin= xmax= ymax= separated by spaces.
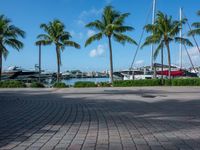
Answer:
xmin=165 ymin=42 xmax=171 ymax=81
xmin=56 ymin=46 xmax=60 ymax=83
xmin=161 ymin=46 xmax=164 ymax=85
xmin=108 ymin=37 xmax=114 ymax=84
xmin=0 ymin=52 xmax=2 ymax=81
xmin=39 ymin=44 xmax=41 ymax=83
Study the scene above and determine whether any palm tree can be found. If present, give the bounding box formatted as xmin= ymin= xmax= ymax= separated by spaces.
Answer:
xmin=0 ymin=15 xmax=25 ymax=81
xmin=85 ymin=6 xmax=137 ymax=83
xmin=188 ymin=10 xmax=200 ymax=36
xmin=142 ymin=11 xmax=193 ymax=80
xmin=37 ymin=20 xmax=80 ymax=82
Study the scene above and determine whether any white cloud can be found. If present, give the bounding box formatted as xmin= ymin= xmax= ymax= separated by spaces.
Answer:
xmin=77 ymin=7 xmax=102 ymax=26
xmin=87 ymin=30 xmax=96 ymax=37
xmin=77 ymin=19 xmax=86 ymax=26
xmin=70 ymin=30 xmax=83 ymax=39
xmin=80 ymin=8 xmax=102 ymax=18
xmin=89 ymin=44 xmax=106 ymax=58
xmin=135 ymin=60 xmax=145 ymax=66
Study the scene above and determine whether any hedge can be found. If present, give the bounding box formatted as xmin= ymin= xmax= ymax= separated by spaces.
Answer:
xmin=53 ymin=82 xmax=69 ymax=88
xmin=30 ymin=82 xmax=45 ymax=88
xmin=113 ymin=78 xmax=200 ymax=87
xmin=0 ymin=80 xmax=26 ymax=88
xmin=97 ymin=82 xmax=112 ymax=87
xmin=171 ymin=78 xmax=200 ymax=86
xmin=74 ymin=81 xmax=97 ymax=88
xmin=113 ymin=79 xmax=162 ymax=87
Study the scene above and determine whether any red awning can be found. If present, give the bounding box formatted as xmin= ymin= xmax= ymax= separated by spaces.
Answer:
xmin=157 ymin=70 xmax=184 ymax=76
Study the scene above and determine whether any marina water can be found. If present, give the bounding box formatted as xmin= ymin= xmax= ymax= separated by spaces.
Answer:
xmin=62 ymin=77 xmax=110 ymax=85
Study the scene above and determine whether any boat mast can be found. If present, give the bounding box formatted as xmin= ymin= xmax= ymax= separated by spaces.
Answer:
xmin=151 ymin=0 xmax=156 ymax=70
xmin=179 ymin=7 xmax=183 ymax=69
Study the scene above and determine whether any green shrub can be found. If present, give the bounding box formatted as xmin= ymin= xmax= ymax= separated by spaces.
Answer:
xmin=98 ymin=82 xmax=111 ymax=87
xmin=53 ymin=82 xmax=68 ymax=88
xmin=113 ymin=79 xmax=162 ymax=87
xmin=171 ymin=78 xmax=200 ymax=86
xmin=74 ymin=81 xmax=97 ymax=88
xmin=0 ymin=80 xmax=26 ymax=88
xmin=30 ymin=82 xmax=45 ymax=88
xmin=164 ymin=79 xmax=172 ymax=86
xmin=113 ymin=78 xmax=200 ymax=87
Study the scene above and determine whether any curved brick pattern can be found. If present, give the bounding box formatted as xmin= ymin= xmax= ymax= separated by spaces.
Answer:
xmin=0 ymin=88 xmax=200 ymax=150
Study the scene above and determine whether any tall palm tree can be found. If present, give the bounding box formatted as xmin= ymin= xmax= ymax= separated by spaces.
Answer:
xmin=0 ymin=15 xmax=25 ymax=81
xmin=188 ymin=10 xmax=200 ymax=36
xmin=142 ymin=11 xmax=193 ymax=80
xmin=85 ymin=6 xmax=137 ymax=83
xmin=37 ymin=20 xmax=80 ymax=82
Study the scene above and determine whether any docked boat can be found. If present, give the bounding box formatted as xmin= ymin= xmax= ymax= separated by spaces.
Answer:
xmin=2 ymin=66 xmax=54 ymax=83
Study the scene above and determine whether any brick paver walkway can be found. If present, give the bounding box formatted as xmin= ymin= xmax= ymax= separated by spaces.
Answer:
xmin=0 ymin=87 xmax=200 ymax=150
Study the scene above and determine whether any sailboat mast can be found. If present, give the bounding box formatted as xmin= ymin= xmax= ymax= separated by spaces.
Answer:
xmin=179 ymin=7 xmax=183 ymax=69
xmin=151 ymin=0 xmax=156 ymax=70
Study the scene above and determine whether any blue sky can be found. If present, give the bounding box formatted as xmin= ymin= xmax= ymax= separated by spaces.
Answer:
xmin=0 ymin=0 xmax=200 ymax=72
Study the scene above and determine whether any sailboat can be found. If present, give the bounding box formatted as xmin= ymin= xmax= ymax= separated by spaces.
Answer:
xmin=114 ymin=0 xmax=156 ymax=80
xmin=156 ymin=7 xmax=198 ymax=78
xmin=113 ymin=0 xmax=199 ymax=80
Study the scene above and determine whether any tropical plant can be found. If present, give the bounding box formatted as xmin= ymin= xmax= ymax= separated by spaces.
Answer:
xmin=142 ymin=11 xmax=193 ymax=80
xmin=53 ymin=82 xmax=68 ymax=88
xmin=0 ymin=15 xmax=25 ymax=80
xmin=0 ymin=80 xmax=26 ymax=88
xmin=37 ymin=20 xmax=80 ymax=82
xmin=188 ymin=10 xmax=200 ymax=36
xmin=30 ymin=82 xmax=45 ymax=88
xmin=74 ymin=81 xmax=97 ymax=88
xmin=85 ymin=6 xmax=137 ymax=83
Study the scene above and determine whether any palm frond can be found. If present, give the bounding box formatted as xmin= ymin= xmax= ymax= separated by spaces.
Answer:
xmin=40 ymin=23 xmax=49 ymax=33
xmin=35 ymin=40 xmax=52 ymax=46
xmin=144 ymin=24 xmax=156 ymax=33
xmin=114 ymin=13 xmax=130 ymax=25
xmin=8 ymin=25 xmax=25 ymax=38
xmin=197 ymin=10 xmax=200 ymax=16
xmin=85 ymin=20 xmax=105 ymax=31
xmin=192 ymin=22 xmax=200 ymax=28
xmin=0 ymin=44 xmax=9 ymax=59
xmin=113 ymin=33 xmax=137 ymax=45
xmin=188 ymin=28 xmax=200 ymax=36
xmin=141 ymin=34 xmax=161 ymax=48
xmin=153 ymin=42 xmax=163 ymax=60
xmin=174 ymin=37 xmax=193 ymax=47
xmin=4 ymin=39 xmax=24 ymax=51
xmin=63 ymin=40 xmax=81 ymax=49
xmin=37 ymin=34 xmax=52 ymax=41
xmin=85 ymin=32 xmax=103 ymax=47
xmin=114 ymin=25 xmax=134 ymax=32
xmin=60 ymin=32 xmax=72 ymax=42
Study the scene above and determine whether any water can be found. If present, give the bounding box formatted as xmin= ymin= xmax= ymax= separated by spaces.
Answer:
xmin=62 ymin=77 xmax=110 ymax=85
